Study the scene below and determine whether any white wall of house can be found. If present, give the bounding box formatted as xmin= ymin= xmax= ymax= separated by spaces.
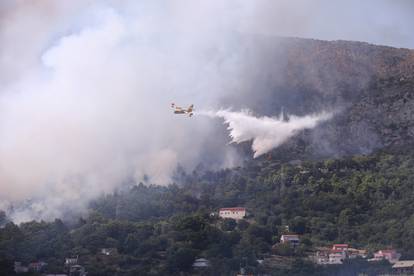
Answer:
xmin=329 ymin=252 xmax=346 ymax=264
xmin=316 ymin=255 xmax=330 ymax=265
xmin=219 ymin=209 xmax=246 ymax=220
xmin=280 ymin=235 xmax=300 ymax=244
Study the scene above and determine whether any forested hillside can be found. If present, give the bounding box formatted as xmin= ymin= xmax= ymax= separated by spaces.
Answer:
xmin=1 ymin=37 xmax=414 ymax=275
xmin=1 ymin=145 xmax=414 ymax=275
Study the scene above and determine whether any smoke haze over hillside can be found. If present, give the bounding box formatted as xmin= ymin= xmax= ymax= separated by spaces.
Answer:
xmin=0 ymin=0 xmax=413 ymax=222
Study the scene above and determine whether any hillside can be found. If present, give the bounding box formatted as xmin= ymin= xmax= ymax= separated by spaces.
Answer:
xmin=1 ymin=37 xmax=414 ymax=275
xmin=2 ymin=146 xmax=414 ymax=275
xmin=228 ymin=37 xmax=414 ymax=158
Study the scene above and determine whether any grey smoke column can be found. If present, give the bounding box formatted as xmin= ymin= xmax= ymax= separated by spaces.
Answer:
xmin=0 ymin=0 xmax=412 ymax=222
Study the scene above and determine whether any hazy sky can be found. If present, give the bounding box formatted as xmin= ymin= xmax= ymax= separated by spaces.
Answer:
xmin=240 ymin=0 xmax=414 ymax=49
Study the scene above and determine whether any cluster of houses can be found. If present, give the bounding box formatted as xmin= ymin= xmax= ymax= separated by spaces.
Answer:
xmin=314 ymin=245 xmax=407 ymax=267
xmin=12 ymin=206 xmax=414 ymax=275
xmin=314 ymin=244 xmax=367 ymax=265
xmin=217 ymin=206 xmax=414 ymax=275
xmin=14 ymin=255 xmax=88 ymax=276
xmin=313 ymin=243 xmax=414 ymax=275
xmin=15 ymin=248 xmax=122 ymax=275
xmin=279 ymin=235 xmax=414 ymax=274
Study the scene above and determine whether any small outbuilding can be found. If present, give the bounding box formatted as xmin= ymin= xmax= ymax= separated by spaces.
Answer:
xmin=192 ymin=258 xmax=210 ymax=268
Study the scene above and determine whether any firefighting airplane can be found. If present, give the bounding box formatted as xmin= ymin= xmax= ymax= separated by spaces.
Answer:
xmin=171 ymin=103 xmax=194 ymax=117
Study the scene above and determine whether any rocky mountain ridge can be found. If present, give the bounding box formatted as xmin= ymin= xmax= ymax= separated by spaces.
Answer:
xmin=235 ymin=37 xmax=414 ymax=158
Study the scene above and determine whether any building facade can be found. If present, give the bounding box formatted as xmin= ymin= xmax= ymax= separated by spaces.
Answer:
xmin=329 ymin=251 xmax=346 ymax=264
xmin=392 ymin=260 xmax=414 ymax=274
xmin=280 ymin=234 xmax=300 ymax=246
xmin=369 ymin=249 xmax=401 ymax=264
xmin=219 ymin=207 xmax=246 ymax=220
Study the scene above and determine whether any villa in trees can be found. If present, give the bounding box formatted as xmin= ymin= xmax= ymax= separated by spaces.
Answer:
xmin=315 ymin=244 xmax=367 ymax=265
xmin=332 ymin=244 xmax=349 ymax=251
xmin=219 ymin=207 xmax=246 ymax=220
xmin=368 ymin=249 xmax=401 ymax=264
xmin=280 ymin=234 xmax=300 ymax=247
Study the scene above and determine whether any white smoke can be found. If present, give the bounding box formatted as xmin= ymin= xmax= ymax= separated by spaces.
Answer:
xmin=202 ymin=110 xmax=333 ymax=157
xmin=0 ymin=0 xmax=410 ymax=222
xmin=0 ymin=6 xmax=247 ymax=223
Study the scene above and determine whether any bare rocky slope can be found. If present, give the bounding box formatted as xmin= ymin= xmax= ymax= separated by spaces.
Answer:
xmin=230 ymin=37 xmax=414 ymax=158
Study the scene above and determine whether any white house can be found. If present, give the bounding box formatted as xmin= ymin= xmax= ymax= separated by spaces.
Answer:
xmin=329 ymin=251 xmax=346 ymax=264
xmin=64 ymin=257 xmax=78 ymax=266
xmin=314 ymin=249 xmax=345 ymax=265
xmin=330 ymin=244 xmax=348 ymax=264
xmin=348 ymin=248 xmax=367 ymax=259
xmin=315 ymin=251 xmax=330 ymax=265
xmin=393 ymin=260 xmax=414 ymax=274
xmin=368 ymin=249 xmax=401 ymax=264
xmin=219 ymin=207 xmax=246 ymax=220
xmin=100 ymin=248 xmax=117 ymax=256
xmin=192 ymin=258 xmax=210 ymax=268
xmin=314 ymin=244 xmax=367 ymax=265
xmin=332 ymin=244 xmax=348 ymax=252
xmin=280 ymin=234 xmax=300 ymax=246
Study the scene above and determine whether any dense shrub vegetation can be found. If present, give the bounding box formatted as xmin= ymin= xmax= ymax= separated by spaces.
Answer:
xmin=2 ymin=145 xmax=414 ymax=275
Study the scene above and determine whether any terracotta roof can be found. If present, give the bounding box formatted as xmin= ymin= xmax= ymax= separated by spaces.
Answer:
xmin=333 ymin=244 xmax=349 ymax=247
xmin=219 ymin=207 xmax=246 ymax=212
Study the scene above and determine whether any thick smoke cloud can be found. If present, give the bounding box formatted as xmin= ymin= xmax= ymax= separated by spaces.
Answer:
xmin=0 ymin=3 xmax=247 ymax=222
xmin=0 ymin=1 xmax=412 ymax=222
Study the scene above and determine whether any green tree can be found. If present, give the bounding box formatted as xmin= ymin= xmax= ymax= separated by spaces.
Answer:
xmin=167 ymin=247 xmax=197 ymax=273
xmin=222 ymin=219 xmax=237 ymax=231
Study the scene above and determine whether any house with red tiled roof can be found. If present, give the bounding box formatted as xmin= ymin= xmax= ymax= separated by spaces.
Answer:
xmin=368 ymin=249 xmax=401 ymax=264
xmin=332 ymin=244 xmax=349 ymax=251
xmin=314 ymin=244 xmax=367 ymax=265
xmin=219 ymin=207 xmax=246 ymax=220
